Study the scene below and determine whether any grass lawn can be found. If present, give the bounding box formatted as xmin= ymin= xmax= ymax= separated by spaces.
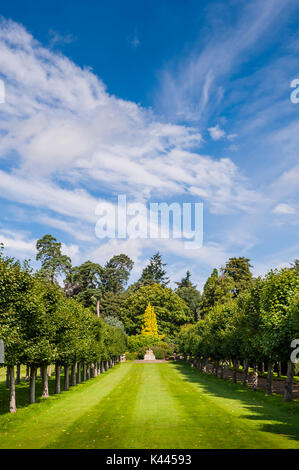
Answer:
xmin=0 ymin=361 xmax=299 ymax=449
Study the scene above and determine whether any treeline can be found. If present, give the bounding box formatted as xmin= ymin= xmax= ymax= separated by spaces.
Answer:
xmin=33 ymin=235 xmax=196 ymax=336
xmin=0 ymin=249 xmax=127 ymax=413
xmin=177 ymin=262 xmax=299 ymax=401
xmin=1 ymin=232 xmax=298 ymax=406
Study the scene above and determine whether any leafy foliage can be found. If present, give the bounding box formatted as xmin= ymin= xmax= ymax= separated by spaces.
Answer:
xmin=36 ymin=234 xmax=71 ymax=284
xmin=175 ymin=271 xmax=201 ymax=320
xmin=120 ymin=283 xmax=193 ymax=336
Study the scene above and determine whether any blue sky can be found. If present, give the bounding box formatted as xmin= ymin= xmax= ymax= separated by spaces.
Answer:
xmin=0 ymin=0 xmax=298 ymax=289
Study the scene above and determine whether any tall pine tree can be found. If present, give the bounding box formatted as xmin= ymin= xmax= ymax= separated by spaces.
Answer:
xmin=139 ymin=252 xmax=169 ymax=287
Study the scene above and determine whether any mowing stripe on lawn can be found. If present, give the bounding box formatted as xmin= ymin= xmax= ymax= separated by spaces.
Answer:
xmin=0 ymin=362 xmax=299 ymax=449
xmin=0 ymin=363 xmax=132 ymax=449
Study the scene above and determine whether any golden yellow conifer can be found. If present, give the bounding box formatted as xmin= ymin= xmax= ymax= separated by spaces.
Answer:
xmin=141 ymin=303 xmax=158 ymax=336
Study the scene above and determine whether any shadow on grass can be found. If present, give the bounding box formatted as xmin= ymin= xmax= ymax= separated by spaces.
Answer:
xmin=0 ymin=365 xmax=123 ymax=417
xmin=173 ymin=361 xmax=299 ymax=445
xmin=0 ymin=369 xmax=99 ymax=416
xmin=0 ymin=373 xmax=64 ymax=415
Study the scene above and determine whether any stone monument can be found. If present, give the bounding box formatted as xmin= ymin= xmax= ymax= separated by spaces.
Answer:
xmin=144 ymin=348 xmax=156 ymax=361
xmin=120 ymin=353 xmax=126 ymax=362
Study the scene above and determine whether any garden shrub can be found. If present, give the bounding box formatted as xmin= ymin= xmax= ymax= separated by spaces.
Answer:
xmin=127 ymin=334 xmax=160 ymax=352
xmin=152 ymin=342 xmax=175 ymax=359
xmin=125 ymin=351 xmax=137 ymax=361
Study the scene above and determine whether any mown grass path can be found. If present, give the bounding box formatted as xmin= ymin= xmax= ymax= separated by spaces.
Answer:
xmin=0 ymin=362 xmax=299 ymax=449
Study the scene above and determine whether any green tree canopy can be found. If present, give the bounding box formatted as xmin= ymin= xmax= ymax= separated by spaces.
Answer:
xmin=175 ymin=271 xmax=201 ymax=320
xmin=120 ymin=283 xmax=192 ymax=337
xmin=36 ymin=234 xmax=71 ymax=284
xmin=221 ymin=257 xmax=253 ymax=297
xmin=100 ymin=254 xmax=134 ymax=294
xmin=201 ymin=268 xmax=234 ymax=317
xmin=64 ymin=260 xmax=103 ymax=312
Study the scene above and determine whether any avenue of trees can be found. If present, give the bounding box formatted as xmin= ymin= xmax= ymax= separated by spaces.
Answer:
xmin=177 ymin=260 xmax=299 ymax=401
xmin=1 ymin=232 xmax=298 ymax=411
xmin=0 ymin=242 xmax=127 ymax=413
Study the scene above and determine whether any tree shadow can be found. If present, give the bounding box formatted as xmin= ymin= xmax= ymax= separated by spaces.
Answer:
xmin=172 ymin=361 xmax=299 ymax=445
xmin=0 ymin=370 xmax=69 ymax=415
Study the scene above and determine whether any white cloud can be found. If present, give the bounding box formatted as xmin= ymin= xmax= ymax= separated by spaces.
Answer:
xmin=0 ymin=18 xmax=260 ymax=218
xmin=61 ymin=243 xmax=80 ymax=264
xmin=272 ymin=203 xmax=296 ymax=215
xmin=0 ymin=18 xmax=276 ymax=284
xmin=37 ymin=215 xmax=95 ymax=242
xmin=0 ymin=170 xmax=99 ymax=223
xmin=0 ymin=229 xmax=36 ymax=258
xmin=208 ymin=125 xmax=226 ymax=140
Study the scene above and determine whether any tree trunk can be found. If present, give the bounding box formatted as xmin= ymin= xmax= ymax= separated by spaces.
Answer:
xmin=261 ymin=362 xmax=265 ymax=374
xmin=232 ymin=360 xmax=237 ymax=383
xmin=224 ymin=361 xmax=229 ymax=380
xmin=25 ymin=365 xmax=29 ymax=382
xmin=71 ymin=363 xmax=77 ymax=386
xmin=220 ymin=362 xmax=224 ymax=379
xmin=266 ymin=360 xmax=273 ymax=395
xmin=96 ymin=299 xmax=100 ymax=317
xmin=41 ymin=366 xmax=49 ymax=398
xmin=55 ymin=364 xmax=61 ymax=394
xmin=94 ymin=363 xmax=98 ymax=377
xmin=100 ymin=361 xmax=104 ymax=373
xmin=6 ymin=367 xmax=10 ymax=388
xmin=83 ymin=364 xmax=87 ymax=381
xmin=64 ymin=365 xmax=69 ymax=391
xmin=252 ymin=363 xmax=258 ymax=391
xmin=29 ymin=366 xmax=36 ymax=404
xmin=243 ymin=360 xmax=249 ymax=386
xmin=77 ymin=363 xmax=81 ymax=383
xmin=16 ymin=364 xmax=21 ymax=384
xmin=284 ymin=360 xmax=294 ymax=402
xmin=277 ymin=361 xmax=282 ymax=378
xmin=87 ymin=366 xmax=90 ymax=380
xmin=48 ymin=365 xmax=52 ymax=377
xmin=214 ymin=361 xmax=219 ymax=377
xmin=91 ymin=364 xmax=95 ymax=378
xmin=9 ymin=366 xmax=17 ymax=413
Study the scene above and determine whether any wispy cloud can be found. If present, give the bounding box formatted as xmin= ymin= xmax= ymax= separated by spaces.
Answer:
xmin=48 ymin=29 xmax=75 ymax=48
xmin=131 ymin=35 xmax=140 ymax=48
xmin=156 ymin=0 xmax=295 ymax=122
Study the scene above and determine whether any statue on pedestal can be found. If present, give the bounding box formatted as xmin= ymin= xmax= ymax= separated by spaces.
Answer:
xmin=143 ymin=348 xmax=156 ymax=361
